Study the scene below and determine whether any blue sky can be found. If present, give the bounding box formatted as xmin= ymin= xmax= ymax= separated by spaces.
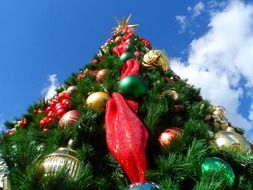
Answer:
xmin=0 ymin=0 xmax=253 ymax=142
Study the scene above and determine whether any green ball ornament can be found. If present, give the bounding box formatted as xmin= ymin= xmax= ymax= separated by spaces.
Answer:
xmin=201 ymin=157 xmax=235 ymax=188
xmin=119 ymin=75 xmax=147 ymax=99
xmin=120 ymin=52 xmax=134 ymax=62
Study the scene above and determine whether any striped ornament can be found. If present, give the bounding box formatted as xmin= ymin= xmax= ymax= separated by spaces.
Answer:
xmin=58 ymin=110 xmax=79 ymax=130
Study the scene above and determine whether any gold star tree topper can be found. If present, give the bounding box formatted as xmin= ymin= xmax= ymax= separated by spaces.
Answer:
xmin=113 ymin=15 xmax=139 ymax=35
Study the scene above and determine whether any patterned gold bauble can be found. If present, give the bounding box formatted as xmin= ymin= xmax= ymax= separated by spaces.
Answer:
xmin=142 ymin=49 xmax=170 ymax=71
xmin=212 ymin=106 xmax=225 ymax=121
xmin=214 ymin=129 xmax=251 ymax=153
xmin=39 ymin=140 xmax=80 ymax=179
xmin=161 ymin=89 xmax=179 ymax=101
xmin=86 ymin=92 xmax=110 ymax=111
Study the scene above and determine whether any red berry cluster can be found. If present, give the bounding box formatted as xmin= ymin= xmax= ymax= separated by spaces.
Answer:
xmin=40 ymin=90 xmax=71 ymax=127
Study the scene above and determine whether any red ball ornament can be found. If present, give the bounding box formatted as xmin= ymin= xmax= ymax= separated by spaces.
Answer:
xmin=159 ymin=128 xmax=182 ymax=148
xmin=58 ymin=110 xmax=79 ymax=130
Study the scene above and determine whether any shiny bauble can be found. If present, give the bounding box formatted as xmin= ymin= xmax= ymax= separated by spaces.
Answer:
xmin=39 ymin=140 xmax=81 ymax=180
xmin=159 ymin=128 xmax=182 ymax=148
xmin=58 ymin=110 xmax=79 ymax=130
xmin=128 ymin=182 xmax=162 ymax=190
xmin=86 ymin=92 xmax=110 ymax=111
xmin=142 ymin=50 xmax=170 ymax=71
xmin=201 ymin=157 xmax=235 ymax=188
xmin=118 ymin=75 xmax=147 ymax=99
xmin=115 ymin=36 xmax=123 ymax=43
xmin=67 ymin=86 xmax=77 ymax=93
xmin=212 ymin=106 xmax=225 ymax=120
xmin=119 ymin=52 xmax=134 ymax=62
xmin=214 ymin=130 xmax=251 ymax=152
xmin=0 ymin=157 xmax=9 ymax=189
xmin=96 ymin=69 xmax=108 ymax=82
xmin=161 ymin=89 xmax=179 ymax=101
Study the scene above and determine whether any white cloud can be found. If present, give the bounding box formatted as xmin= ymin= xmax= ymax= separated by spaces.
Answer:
xmin=175 ymin=15 xmax=187 ymax=33
xmin=41 ymin=74 xmax=59 ymax=100
xmin=193 ymin=1 xmax=205 ymax=17
xmin=171 ymin=0 xmax=253 ymax=142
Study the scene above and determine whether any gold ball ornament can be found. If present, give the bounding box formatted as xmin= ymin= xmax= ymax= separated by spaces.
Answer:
xmin=159 ymin=128 xmax=182 ymax=148
xmin=142 ymin=49 xmax=170 ymax=71
xmin=214 ymin=129 xmax=251 ymax=153
xmin=86 ymin=92 xmax=110 ymax=111
xmin=38 ymin=140 xmax=81 ymax=180
xmin=161 ymin=89 xmax=179 ymax=101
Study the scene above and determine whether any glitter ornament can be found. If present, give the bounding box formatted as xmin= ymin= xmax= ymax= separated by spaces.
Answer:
xmin=201 ymin=157 xmax=235 ymax=188
xmin=142 ymin=50 xmax=170 ymax=71
xmin=86 ymin=92 xmax=110 ymax=111
xmin=58 ymin=110 xmax=79 ymax=130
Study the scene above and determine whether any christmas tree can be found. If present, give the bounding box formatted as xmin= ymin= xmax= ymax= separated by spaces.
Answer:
xmin=0 ymin=16 xmax=253 ymax=190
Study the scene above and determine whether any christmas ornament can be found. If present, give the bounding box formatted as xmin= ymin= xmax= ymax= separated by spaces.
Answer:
xmin=210 ymin=106 xmax=229 ymax=130
xmin=119 ymin=52 xmax=134 ymax=63
xmin=140 ymin=38 xmax=152 ymax=49
xmin=58 ymin=110 xmax=79 ymax=130
xmin=128 ymin=182 xmax=162 ymax=190
xmin=134 ymin=51 xmax=140 ymax=57
xmin=96 ymin=69 xmax=107 ymax=82
xmin=161 ymin=89 xmax=179 ymax=101
xmin=5 ymin=128 xmax=16 ymax=135
xmin=118 ymin=75 xmax=147 ymax=99
xmin=86 ymin=92 xmax=110 ymax=111
xmin=39 ymin=140 xmax=81 ymax=179
xmin=105 ymin=93 xmax=148 ymax=183
xmin=158 ymin=128 xmax=182 ymax=148
xmin=214 ymin=129 xmax=251 ymax=152
xmin=2 ymin=176 xmax=11 ymax=190
xmin=142 ymin=50 xmax=170 ymax=71
xmin=67 ymin=86 xmax=77 ymax=93
xmin=201 ymin=157 xmax=235 ymax=188
xmin=113 ymin=15 xmax=138 ymax=35
xmin=114 ymin=36 xmax=123 ymax=43
xmin=0 ymin=157 xmax=9 ymax=189
xmin=40 ymin=90 xmax=72 ymax=128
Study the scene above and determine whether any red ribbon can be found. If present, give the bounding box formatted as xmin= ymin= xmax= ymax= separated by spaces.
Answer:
xmin=120 ymin=59 xmax=140 ymax=80
xmin=105 ymin=93 xmax=148 ymax=183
